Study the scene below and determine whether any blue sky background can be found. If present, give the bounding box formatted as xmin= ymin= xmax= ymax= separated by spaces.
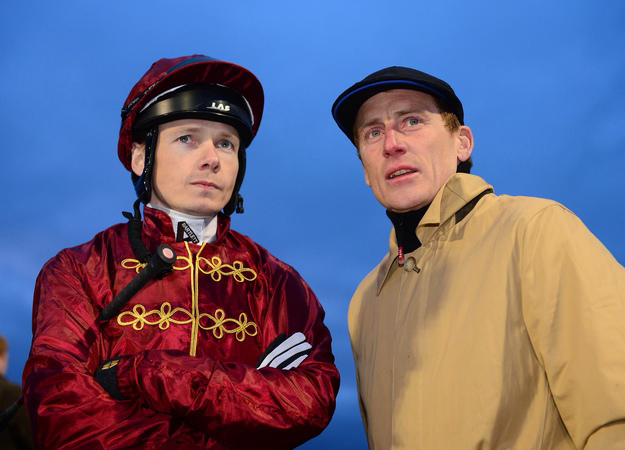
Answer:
xmin=1 ymin=1 xmax=624 ymax=447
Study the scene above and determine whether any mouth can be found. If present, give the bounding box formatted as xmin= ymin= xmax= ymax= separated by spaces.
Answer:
xmin=387 ymin=168 xmax=417 ymax=180
xmin=191 ymin=181 xmax=219 ymax=189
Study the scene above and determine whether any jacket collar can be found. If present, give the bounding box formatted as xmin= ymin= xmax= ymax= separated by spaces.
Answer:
xmin=142 ymin=206 xmax=231 ymax=244
xmin=376 ymin=173 xmax=494 ymax=294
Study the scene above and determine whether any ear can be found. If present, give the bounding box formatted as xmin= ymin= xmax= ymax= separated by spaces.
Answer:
xmin=130 ymin=142 xmax=146 ymax=177
xmin=0 ymin=352 xmax=7 ymax=377
xmin=456 ymin=125 xmax=474 ymax=163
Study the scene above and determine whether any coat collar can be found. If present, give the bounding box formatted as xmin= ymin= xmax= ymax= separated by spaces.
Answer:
xmin=376 ymin=173 xmax=494 ymax=294
xmin=142 ymin=206 xmax=231 ymax=244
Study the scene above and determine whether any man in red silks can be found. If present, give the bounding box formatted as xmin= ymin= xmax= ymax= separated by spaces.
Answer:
xmin=23 ymin=55 xmax=339 ymax=449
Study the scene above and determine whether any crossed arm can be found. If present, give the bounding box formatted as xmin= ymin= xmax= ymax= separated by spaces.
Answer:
xmin=23 ymin=251 xmax=339 ymax=449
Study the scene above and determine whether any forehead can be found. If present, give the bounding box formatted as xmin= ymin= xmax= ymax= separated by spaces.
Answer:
xmin=158 ymin=118 xmax=240 ymax=138
xmin=355 ymin=89 xmax=439 ymax=127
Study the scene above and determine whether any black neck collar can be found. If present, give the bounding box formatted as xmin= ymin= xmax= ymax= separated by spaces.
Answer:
xmin=386 ymin=205 xmax=430 ymax=255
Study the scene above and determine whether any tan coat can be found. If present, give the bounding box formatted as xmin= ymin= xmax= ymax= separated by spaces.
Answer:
xmin=349 ymin=174 xmax=625 ymax=449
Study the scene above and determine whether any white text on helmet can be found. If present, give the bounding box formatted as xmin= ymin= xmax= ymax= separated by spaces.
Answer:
xmin=210 ymin=102 xmax=230 ymax=111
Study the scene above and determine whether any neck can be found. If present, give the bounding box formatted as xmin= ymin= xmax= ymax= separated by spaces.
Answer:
xmin=386 ymin=205 xmax=430 ymax=261
xmin=148 ymin=203 xmax=218 ymax=244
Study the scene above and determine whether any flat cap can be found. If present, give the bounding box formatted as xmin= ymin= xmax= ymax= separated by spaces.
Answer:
xmin=331 ymin=66 xmax=464 ymax=145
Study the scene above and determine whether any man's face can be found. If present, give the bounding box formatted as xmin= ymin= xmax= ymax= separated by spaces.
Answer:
xmin=355 ymin=89 xmax=473 ymax=213
xmin=132 ymin=119 xmax=240 ymax=216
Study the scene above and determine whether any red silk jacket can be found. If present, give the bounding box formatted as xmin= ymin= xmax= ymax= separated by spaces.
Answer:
xmin=23 ymin=207 xmax=339 ymax=449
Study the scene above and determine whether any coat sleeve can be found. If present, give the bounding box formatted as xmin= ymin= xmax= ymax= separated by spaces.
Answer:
xmin=22 ymin=251 xmax=205 ymax=450
xmin=114 ymin=264 xmax=340 ymax=450
xmin=520 ymin=204 xmax=625 ymax=449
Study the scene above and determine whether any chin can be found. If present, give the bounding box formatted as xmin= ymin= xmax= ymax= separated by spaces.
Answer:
xmin=383 ymin=198 xmax=427 ymax=213
xmin=195 ymin=209 xmax=221 ymax=217
xmin=180 ymin=205 xmax=221 ymax=217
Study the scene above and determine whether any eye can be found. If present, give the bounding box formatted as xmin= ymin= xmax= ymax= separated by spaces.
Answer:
xmin=365 ymin=129 xmax=382 ymax=140
xmin=407 ymin=117 xmax=420 ymax=126
xmin=177 ymin=135 xmax=191 ymax=144
xmin=217 ymin=139 xmax=236 ymax=150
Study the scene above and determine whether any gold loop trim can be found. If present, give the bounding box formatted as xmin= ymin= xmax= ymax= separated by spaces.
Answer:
xmin=198 ymin=256 xmax=257 ymax=282
xmin=121 ymin=259 xmax=146 ymax=274
xmin=117 ymin=303 xmax=258 ymax=342
xmin=198 ymin=309 xmax=258 ymax=341
xmin=117 ymin=302 xmax=193 ymax=330
xmin=119 ymin=247 xmax=259 ymax=352
xmin=121 ymin=255 xmax=256 ymax=282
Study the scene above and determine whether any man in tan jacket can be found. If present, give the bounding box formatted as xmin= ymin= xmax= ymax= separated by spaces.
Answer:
xmin=331 ymin=66 xmax=625 ymax=449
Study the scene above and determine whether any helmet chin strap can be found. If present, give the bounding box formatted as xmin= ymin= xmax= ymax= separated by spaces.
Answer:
xmin=133 ymin=127 xmax=158 ymax=204
xmin=125 ymin=126 xmax=162 ymax=263
xmin=122 ymin=198 xmax=152 ymax=263
xmin=222 ymin=145 xmax=246 ymax=216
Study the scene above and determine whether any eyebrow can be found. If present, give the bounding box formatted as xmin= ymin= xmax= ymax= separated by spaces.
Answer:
xmin=166 ymin=126 xmax=239 ymax=140
xmin=173 ymin=126 xmax=203 ymax=134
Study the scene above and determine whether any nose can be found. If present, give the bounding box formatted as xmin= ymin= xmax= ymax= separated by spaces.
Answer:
xmin=198 ymin=142 xmax=220 ymax=171
xmin=383 ymin=128 xmax=406 ymax=157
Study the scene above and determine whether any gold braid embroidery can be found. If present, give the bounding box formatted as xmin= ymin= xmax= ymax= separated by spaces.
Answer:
xmin=198 ymin=256 xmax=257 ymax=282
xmin=117 ymin=302 xmax=193 ymax=330
xmin=198 ymin=309 xmax=258 ymax=342
xmin=121 ymin=259 xmax=146 ymax=273
xmin=117 ymin=242 xmax=259 ymax=355
xmin=190 ymin=242 xmax=202 ymax=356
